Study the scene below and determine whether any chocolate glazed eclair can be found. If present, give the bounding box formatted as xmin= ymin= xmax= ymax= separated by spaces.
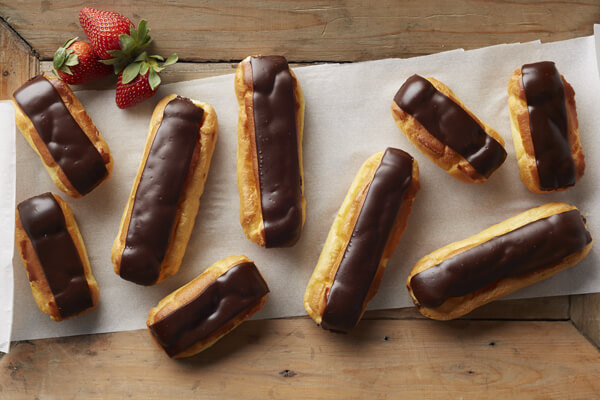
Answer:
xmin=112 ymin=95 xmax=218 ymax=286
xmin=15 ymin=192 xmax=100 ymax=321
xmin=392 ymin=75 xmax=506 ymax=183
xmin=235 ymin=55 xmax=305 ymax=248
xmin=304 ymin=148 xmax=420 ymax=333
xmin=12 ymin=74 xmax=112 ymax=197
xmin=508 ymin=61 xmax=585 ymax=192
xmin=147 ymin=255 xmax=269 ymax=358
xmin=407 ymin=202 xmax=592 ymax=320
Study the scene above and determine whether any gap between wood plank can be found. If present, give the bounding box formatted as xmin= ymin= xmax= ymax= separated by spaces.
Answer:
xmin=0 ymin=17 xmax=38 ymax=58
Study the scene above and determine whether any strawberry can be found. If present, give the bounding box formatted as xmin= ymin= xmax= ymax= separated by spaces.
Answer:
xmin=53 ymin=38 xmax=112 ymax=85
xmin=115 ymin=53 xmax=178 ymax=109
xmin=100 ymin=19 xmax=153 ymax=75
xmin=79 ymin=7 xmax=134 ymax=59
xmin=116 ymin=71 xmax=154 ymax=109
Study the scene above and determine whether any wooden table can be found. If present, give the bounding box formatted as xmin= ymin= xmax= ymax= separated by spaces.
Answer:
xmin=1 ymin=2 xmax=599 ymax=398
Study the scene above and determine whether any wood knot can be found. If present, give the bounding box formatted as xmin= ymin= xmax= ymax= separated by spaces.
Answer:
xmin=279 ymin=369 xmax=297 ymax=378
xmin=383 ymin=336 xmax=390 ymax=342
xmin=489 ymin=341 xmax=496 ymax=347
xmin=2 ymin=70 xmax=9 ymax=77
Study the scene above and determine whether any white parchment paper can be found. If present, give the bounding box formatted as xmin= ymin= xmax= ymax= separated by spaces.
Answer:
xmin=0 ymin=101 xmax=15 ymax=352
xmin=4 ymin=33 xmax=600 ymax=347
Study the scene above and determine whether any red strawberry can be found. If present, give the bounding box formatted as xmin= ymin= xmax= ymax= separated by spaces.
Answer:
xmin=115 ymin=52 xmax=177 ymax=109
xmin=79 ymin=7 xmax=133 ymax=59
xmin=116 ymin=71 xmax=155 ymax=109
xmin=53 ymin=37 xmax=112 ymax=84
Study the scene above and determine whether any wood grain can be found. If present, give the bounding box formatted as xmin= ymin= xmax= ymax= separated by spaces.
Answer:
xmin=0 ymin=17 xmax=38 ymax=99
xmin=571 ymin=293 xmax=600 ymax=348
xmin=1 ymin=320 xmax=599 ymax=399
xmin=3 ymin=0 xmax=599 ymax=62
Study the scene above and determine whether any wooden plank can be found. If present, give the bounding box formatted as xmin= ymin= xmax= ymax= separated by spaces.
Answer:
xmin=0 ymin=18 xmax=38 ymax=99
xmin=3 ymin=0 xmax=599 ymax=62
xmin=1 ymin=320 xmax=598 ymax=399
xmin=571 ymin=294 xmax=600 ymax=348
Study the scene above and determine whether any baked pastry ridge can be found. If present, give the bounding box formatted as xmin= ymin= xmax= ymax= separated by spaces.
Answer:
xmin=13 ymin=74 xmax=109 ymax=196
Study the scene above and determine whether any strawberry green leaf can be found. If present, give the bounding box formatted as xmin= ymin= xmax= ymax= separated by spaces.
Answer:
xmin=62 ymin=37 xmax=78 ymax=49
xmin=106 ymin=49 xmax=125 ymax=58
xmin=134 ymin=51 xmax=148 ymax=62
xmin=65 ymin=53 xmax=79 ymax=67
xmin=129 ymin=26 xmax=138 ymax=42
xmin=148 ymin=69 xmax=161 ymax=90
xmin=53 ymin=48 xmax=66 ymax=70
xmin=119 ymin=34 xmax=135 ymax=54
xmin=62 ymin=65 xmax=73 ymax=75
xmin=99 ymin=58 xmax=120 ymax=65
xmin=163 ymin=54 xmax=178 ymax=67
xmin=150 ymin=55 xmax=164 ymax=61
xmin=137 ymin=20 xmax=149 ymax=42
xmin=114 ymin=62 xmax=128 ymax=75
xmin=140 ymin=62 xmax=150 ymax=75
xmin=122 ymin=62 xmax=142 ymax=84
xmin=141 ymin=37 xmax=153 ymax=48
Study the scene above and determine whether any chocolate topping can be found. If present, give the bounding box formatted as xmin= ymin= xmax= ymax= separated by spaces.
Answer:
xmin=13 ymin=75 xmax=108 ymax=195
xmin=521 ymin=62 xmax=576 ymax=190
xmin=394 ymin=75 xmax=506 ymax=178
xmin=148 ymin=262 xmax=269 ymax=357
xmin=250 ymin=56 xmax=303 ymax=247
xmin=410 ymin=209 xmax=592 ymax=308
xmin=119 ymin=97 xmax=204 ymax=285
xmin=17 ymin=193 xmax=93 ymax=318
xmin=321 ymin=148 xmax=413 ymax=333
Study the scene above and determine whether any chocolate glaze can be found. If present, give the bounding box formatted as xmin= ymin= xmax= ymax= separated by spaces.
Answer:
xmin=148 ymin=262 xmax=269 ymax=357
xmin=394 ymin=75 xmax=506 ymax=178
xmin=13 ymin=75 xmax=108 ymax=195
xmin=410 ymin=209 xmax=591 ymax=308
xmin=321 ymin=148 xmax=413 ymax=333
xmin=119 ymin=97 xmax=204 ymax=285
xmin=17 ymin=193 xmax=93 ymax=318
xmin=250 ymin=56 xmax=303 ymax=247
xmin=521 ymin=62 xmax=575 ymax=190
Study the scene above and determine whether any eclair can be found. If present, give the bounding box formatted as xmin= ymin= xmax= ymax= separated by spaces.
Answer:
xmin=507 ymin=61 xmax=585 ymax=192
xmin=304 ymin=148 xmax=420 ymax=333
xmin=392 ymin=74 xmax=506 ymax=183
xmin=407 ymin=202 xmax=592 ymax=321
xmin=15 ymin=192 xmax=99 ymax=321
xmin=147 ymin=255 xmax=269 ymax=358
xmin=235 ymin=55 xmax=305 ymax=248
xmin=112 ymin=95 xmax=218 ymax=286
xmin=12 ymin=74 xmax=112 ymax=197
